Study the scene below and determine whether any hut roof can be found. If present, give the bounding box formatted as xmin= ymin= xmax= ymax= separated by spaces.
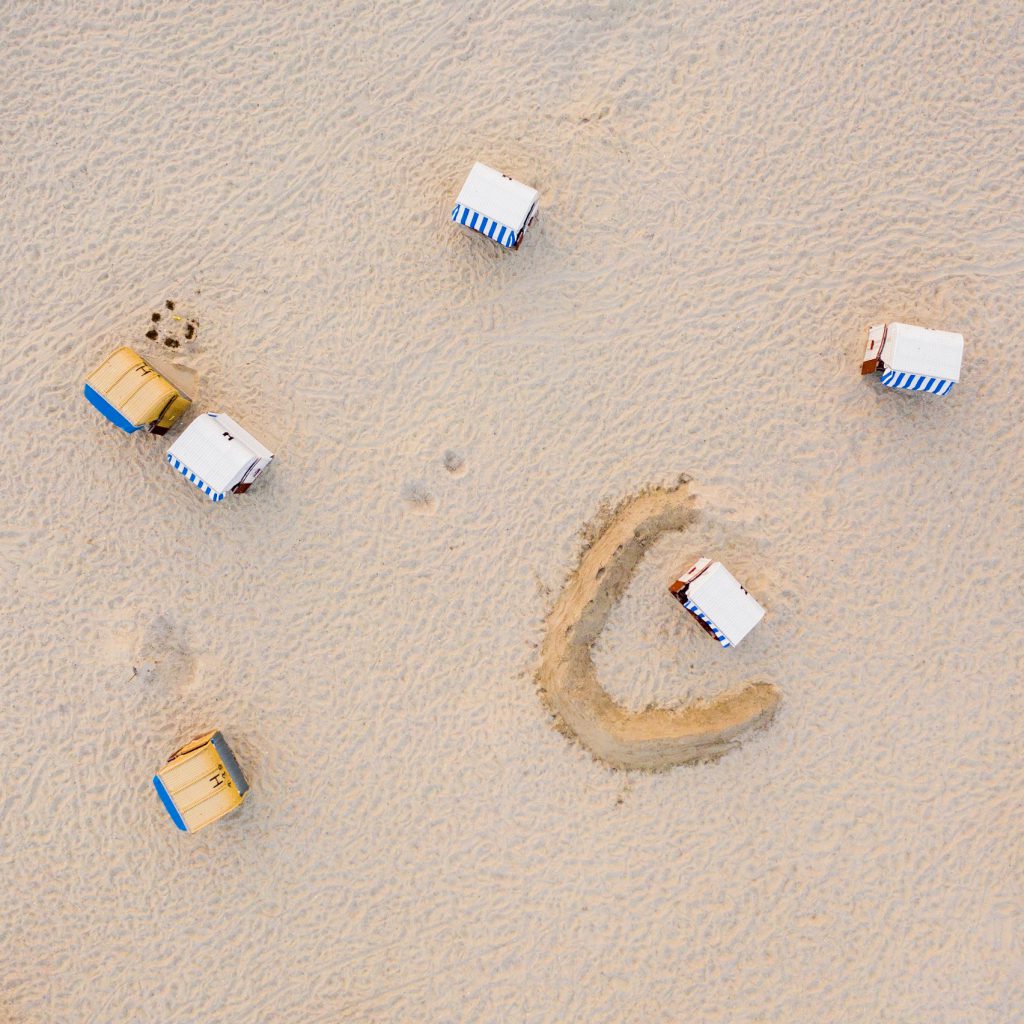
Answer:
xmin=884 ymin=323 xmax=963 ymax=382
xmin=167 ymin=413 xmax=272 ymax=501
xmin=153 ymin=730 xmax=248 ymax=833
xmin=686 ymin=562 xmax=765 ymax=648
xmin=452 ymin=163 xmax=538 ymax=247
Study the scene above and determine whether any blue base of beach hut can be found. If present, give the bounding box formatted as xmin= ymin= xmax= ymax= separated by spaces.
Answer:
xmin=83 ymin=384 xmax=142 ymax=433
xmin=152 ymin=775 xmax=188 ymax=831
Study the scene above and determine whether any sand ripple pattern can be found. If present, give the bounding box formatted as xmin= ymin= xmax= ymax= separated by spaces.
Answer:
xmin=538 ymin=484 xmax=779 ymax=769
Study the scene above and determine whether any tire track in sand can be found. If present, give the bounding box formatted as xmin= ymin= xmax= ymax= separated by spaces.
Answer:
xmin=537 ymin=482 xmax=780 ymax=770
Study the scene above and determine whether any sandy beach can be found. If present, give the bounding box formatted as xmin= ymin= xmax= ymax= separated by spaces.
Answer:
xmin=1 ymin=2 xmax=1022 ymax=1021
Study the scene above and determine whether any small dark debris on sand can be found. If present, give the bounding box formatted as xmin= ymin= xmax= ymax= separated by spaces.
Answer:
xmin=145 ymin=329 xmax=158 ymax=340
xmin=164 ymin=337 xmax=179 ymax=349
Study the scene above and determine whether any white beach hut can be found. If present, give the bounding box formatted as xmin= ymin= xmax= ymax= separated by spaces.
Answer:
xmin=669 ymin=559 xmax=765 ymax=649
xmin=166 ymin=413 xmax=273 ymax=502
xmin=451 ymin=163 xmax=538 ymax=249
xmin=862 ymin=322 xmax=963 ymax=395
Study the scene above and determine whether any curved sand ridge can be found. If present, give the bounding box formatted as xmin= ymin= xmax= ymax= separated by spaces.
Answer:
xmin=537 ymin=483 xmax=780 ymax=770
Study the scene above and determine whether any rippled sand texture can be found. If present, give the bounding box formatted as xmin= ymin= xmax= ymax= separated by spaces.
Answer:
xmin=1 ymin=2 xmax=1023 ymax=1022
xmin=538 ymin=484 xmax=779 ymax=768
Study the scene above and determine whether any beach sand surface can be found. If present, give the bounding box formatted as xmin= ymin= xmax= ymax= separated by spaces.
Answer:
xmin=1 ymin=2 xmax=1022 ymax=1021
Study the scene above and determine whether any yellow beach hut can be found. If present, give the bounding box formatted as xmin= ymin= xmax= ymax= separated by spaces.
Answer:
xmin=84 ymin=346 xmax=192 ymax=435
xmin=152 ymin=730 xmax=249 ymax=833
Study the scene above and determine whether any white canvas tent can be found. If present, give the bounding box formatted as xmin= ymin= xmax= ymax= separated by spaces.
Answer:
xmin=166 ymin=413 xmax=273 ymax=502
xmin=451 ymin=163 xmax=539 ymax=249
xmin=669 ymin=559 xmax=765 ymax=648
xmin=862 ymin=322 xmax=963 ymax=395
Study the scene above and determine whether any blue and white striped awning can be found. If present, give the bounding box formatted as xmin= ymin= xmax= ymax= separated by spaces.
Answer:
xmin=451 ymin=204 xmax=517 ymax=248
xmin=167 ymin=454 xmax=225 ymax=502
xmin=684 ymin=600 xmax=731 ymax=648
xmin=880 ymin=370 xmax=954 ymax=395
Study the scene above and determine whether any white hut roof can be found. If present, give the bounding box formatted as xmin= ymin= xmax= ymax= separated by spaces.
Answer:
xmin=686 ymin=562 xmax=765 ymax=647
xmin=884 ymin=323 xmax=963 ymax=382
xmin=455 ymin=163 xmax=538 ymax=236
xmin=167 ymin=413 xmax=272 ymax=498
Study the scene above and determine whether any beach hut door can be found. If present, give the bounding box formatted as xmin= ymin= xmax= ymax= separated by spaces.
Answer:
xmin=232 ymin=459 xmax=262 ymax=494
xmin=862 ymin=324 xmax=887 ymax=374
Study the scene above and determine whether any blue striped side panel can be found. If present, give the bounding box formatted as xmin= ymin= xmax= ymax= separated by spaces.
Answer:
xmin=451 ymin=204 xmax=515 ymax=247
xmin=684 ymin=600 xmax=731 ymax=648
xmin=880 ymin=370 xmax=954 ymax=395
xmin=167 ymin=454 xmax=225 ymax=502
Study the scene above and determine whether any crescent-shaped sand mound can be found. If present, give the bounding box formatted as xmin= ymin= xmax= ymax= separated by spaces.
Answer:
xmin=536 ymin=482 xmax=780 ymax=770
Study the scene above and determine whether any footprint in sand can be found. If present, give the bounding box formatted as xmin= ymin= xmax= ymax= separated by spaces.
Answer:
xmin=131 ymin=614 xmax=197 ymax=692
xmin=442 ymin=449 xmax=467 ymax=477
xmin=402 ymin=480 xmax=438 ymax=515
xmin=536 ymin=480 xmax=779 ymax=771
xmin=403 ymin=450 xmax=466 ymax=516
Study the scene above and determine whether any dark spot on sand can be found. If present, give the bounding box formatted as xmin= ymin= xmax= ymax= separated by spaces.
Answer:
xmin=402 ymin=480 xmax=436 ymax=513
xmin=145 ymin=329 xmax=158 ymax=340
xmin=164 ymin=337 xmax=179 ymax=349
xmin=165 ymin=300 xmax=175 ymax=310
xmin=442 ymin=449 xmax=466 ymax=475
xmin=151 ymin=312 xmax=161 ymax=322
xmin=184 ymin=322 xmax=195 ymax=340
